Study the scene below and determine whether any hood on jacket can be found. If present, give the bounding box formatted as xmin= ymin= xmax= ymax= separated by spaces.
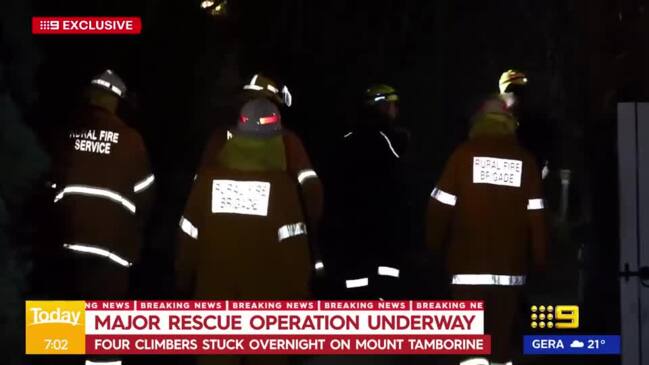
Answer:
xmin=217 ymin=134 xmax=287 ymax=172
xmin=469 ymin=97 xmax=518 ymax=139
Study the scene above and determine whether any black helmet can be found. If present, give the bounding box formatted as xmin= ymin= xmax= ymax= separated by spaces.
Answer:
xmin=235 ymin=98 xmax=282 ymax=137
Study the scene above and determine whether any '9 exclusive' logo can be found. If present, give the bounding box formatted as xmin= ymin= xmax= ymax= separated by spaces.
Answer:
xmin=530 ymin=305 xmax=579 ymax=329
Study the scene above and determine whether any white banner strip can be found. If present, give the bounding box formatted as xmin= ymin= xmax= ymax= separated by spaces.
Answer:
xmin=377 ymin=266 xmax=400 ymax=278
xmin=54 ymin=185 xmax=136 ymax=214
xmin=297 ymin=169 xmax=318 ymax=185
xmin=85 ymin=309 xmax=484 ymax=336
xmin=278 ymin=222 xmax=307 ymax=242
xmin=179 ymin=216 xmax=198 ymax=239
xmin=134 ymin=174 xmax=155 ymax=193
xmin=527 ymin=198 xmax=544 ymax=210
xmin=431 ymin=187 xmax=457 ymax=207
xmin=63 ymin=243 xmax=132 ymax=267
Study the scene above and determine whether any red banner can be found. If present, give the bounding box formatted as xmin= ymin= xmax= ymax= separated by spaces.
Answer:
xmin=86 ymin=334 xmax=491 ymax=355
xmin=32 ymin=17 xmax=142 ymax=35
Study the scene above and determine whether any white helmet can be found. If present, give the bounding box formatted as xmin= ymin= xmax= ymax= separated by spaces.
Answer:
xmin=90 ymin=69 xmax=127 ymax=98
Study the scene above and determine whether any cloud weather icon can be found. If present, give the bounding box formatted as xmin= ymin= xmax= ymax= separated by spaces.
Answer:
xmin=570 ymin=340 xmax=585 ymax=348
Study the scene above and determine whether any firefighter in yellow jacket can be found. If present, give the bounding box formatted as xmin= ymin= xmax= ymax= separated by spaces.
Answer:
xmin=51 ymin=70 xmax=154 ymax=300
xmin=426 ymin=97 xmax=548 ymax=365
xmin=198 ymin=73 xmax=323 ymax=250
xmin=176 ymin=98 xmax=314 ymax=365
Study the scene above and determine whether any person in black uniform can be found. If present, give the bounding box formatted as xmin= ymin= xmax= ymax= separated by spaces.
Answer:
xmin=320 ymin=84 xmax=410 ymax=299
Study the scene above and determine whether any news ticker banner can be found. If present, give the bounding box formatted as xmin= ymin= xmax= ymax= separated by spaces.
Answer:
xmin=32 ymin=17 xmax=142 ymax=35
xmin=26 ymin=300 xmax=490 ymax=355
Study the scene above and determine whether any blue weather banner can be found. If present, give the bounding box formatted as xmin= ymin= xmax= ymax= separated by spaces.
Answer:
xmin=523 ymin=335 xmax=620 ymax=355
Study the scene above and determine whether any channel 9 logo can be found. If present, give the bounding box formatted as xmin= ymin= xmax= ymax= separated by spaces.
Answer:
xmin=530 ymin=305 xmax=579 ymax=329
